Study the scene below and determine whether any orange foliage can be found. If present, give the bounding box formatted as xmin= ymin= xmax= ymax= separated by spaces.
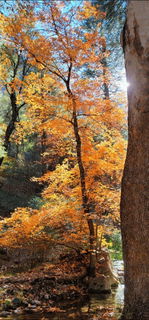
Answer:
xmin=0 ymin=1 xmax=126 ymax=254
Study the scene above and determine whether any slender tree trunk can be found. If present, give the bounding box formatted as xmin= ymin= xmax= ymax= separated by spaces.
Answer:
xmin=4 ymin=91 xmax=18 ymax=150
xmin=120 ymin=2 xmax=149 ymax=319
xmin=0 ymin=91 xmax=18 ymax=166
xmin=71 ymin=95 xmax=96 ymax=277
xmin=41 ymin=130 xmax=47 ymax=174
xmin=102 ymin=45 xmax=110 ymax=100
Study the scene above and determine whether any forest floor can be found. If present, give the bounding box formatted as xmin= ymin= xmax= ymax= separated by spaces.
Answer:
xmin=0 ymin=254 xmax=121 ymax=319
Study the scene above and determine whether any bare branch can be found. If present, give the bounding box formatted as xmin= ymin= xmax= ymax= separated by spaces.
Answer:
xmin=17 ymin=102 xmax=26 ymax=110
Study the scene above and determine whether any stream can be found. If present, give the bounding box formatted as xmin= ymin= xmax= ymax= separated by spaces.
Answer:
xmin=0 ymin=261 xmax=124 ymax=320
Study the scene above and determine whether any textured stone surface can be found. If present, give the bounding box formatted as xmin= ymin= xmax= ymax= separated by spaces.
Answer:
xmin=88 ymin=275 xmax=111 ymax=293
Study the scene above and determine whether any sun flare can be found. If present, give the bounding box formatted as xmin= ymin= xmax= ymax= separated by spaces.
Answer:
xmin=119 ymin=76 xmax=130 ymax=91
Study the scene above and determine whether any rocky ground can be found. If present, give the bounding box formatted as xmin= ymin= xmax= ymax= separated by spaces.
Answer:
xmin=0 ymin=252 xmax=122 ymax=319
xmin=0 ymin=259 xmax=88 ymax=317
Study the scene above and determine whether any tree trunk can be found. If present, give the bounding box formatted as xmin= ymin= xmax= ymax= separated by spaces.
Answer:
xmin=71 ymin=95 xmax=96 ymax=277
xmin=4 ymin=91 xmax=18 ymax=151
xmin=120 ymin=2 xmax=149 ymax=319
xmin=102 ymin=45 xmax=110 ymax=100
xmin=41 ymin=130 xmax=47 ymax=174
xmin=0 ymin=91 xmax=19 ymax=167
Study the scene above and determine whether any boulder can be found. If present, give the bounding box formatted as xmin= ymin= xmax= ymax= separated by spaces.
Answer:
xmin=88 ymin=274 xmax=111 ymax=293
xmin=98 ymin=251 xmax=119 ymax=288
xmin=12 ymin=297 xmax=22 ymax=308
xmin=2 ymin=299 xmax=12 ymax=311
xmin=14 ymin=307 xmax=24 ymax=315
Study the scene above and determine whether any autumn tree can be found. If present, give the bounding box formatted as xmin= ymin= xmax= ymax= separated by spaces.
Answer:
xmin=24 ymin=1 xmax=126 ymax=276
xmin=0 ymin=3 xmax=37 ymax=165
xmin=0 ymin=1 xmax=126 ymax=278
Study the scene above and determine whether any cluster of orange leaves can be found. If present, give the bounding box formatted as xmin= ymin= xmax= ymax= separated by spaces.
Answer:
xmin=0 ymin=0 xmax=127 ymax=250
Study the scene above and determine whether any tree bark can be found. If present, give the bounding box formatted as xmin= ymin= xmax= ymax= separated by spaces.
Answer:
xmin=4 ymin=91 xmax=18 ymax=151
xmin=120 ymin=2 xmax=149 ymax=319
xmin=0 ymin=91 xmax=18 ymax=167
xmin=71 ymin=94 xmax=96 ymax=277
xmin=102 ymin=45 xmax=110 ymax=100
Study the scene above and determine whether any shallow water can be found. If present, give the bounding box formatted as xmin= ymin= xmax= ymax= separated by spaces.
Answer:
xmin=0 ymin=261 xmax=124 ymax=320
